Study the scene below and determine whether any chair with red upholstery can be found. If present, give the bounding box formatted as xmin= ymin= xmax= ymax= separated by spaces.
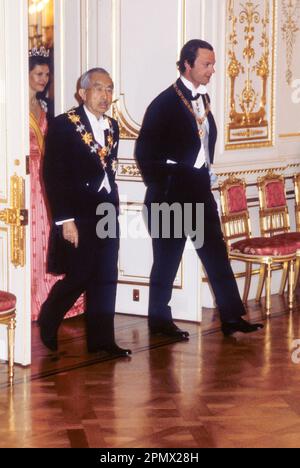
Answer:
xmin=294 ymin=173 xmax=300 ymax=233
xmin=219 ymin=175 xmax=296 ymax=315
xmin=257 ymin=172 xmax=300 ymax=292
xmin=0 ymin=290 xmax=16 ymax=382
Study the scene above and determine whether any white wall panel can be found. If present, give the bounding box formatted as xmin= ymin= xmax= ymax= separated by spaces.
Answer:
xmin=0 ymin=229 xmax=9 ymax=291
xmin=55 ymin=0 xmax=82 ymax=113
xmin=0 ymin=230 xmax=9 ymax=356
xmin=0 ymin=0 xmax=31 ymax=365
xmin=0 ymin=6 xmax=7 ymax=202
xmin=118 ymin=0 xmax=182 ymax=123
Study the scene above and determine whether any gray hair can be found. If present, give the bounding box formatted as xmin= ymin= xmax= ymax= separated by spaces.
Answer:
xmin=80 ymin=67 xmax=112 ymax=89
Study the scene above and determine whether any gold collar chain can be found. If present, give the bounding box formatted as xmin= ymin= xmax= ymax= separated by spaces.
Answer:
xmin=173 ymin=83 xmax=210 ymax=134
xmin=67 ymin=109 xmax=114 ymax=169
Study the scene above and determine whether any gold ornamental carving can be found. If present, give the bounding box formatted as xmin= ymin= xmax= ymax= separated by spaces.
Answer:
xmin=116 ymin=159 xmax=142 ymax=182
xmin=0 ymin=174 xmax=28 ymax=267
xmin=281 ymin=0 xmax=300 ymax=85
xmin=226 ymin=0 xmax=275 ymax=149
xmin=119 ymin=164 xmax=141 ymax=178
xmin=112 ymin=95 xmax=140 ymax=140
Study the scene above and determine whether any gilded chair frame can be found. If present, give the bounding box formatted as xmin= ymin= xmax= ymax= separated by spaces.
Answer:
xmin=219 ymin=176 xmax=295 ymax=315
xmin=294 ymin=173 xmax=300 ymax=233
xmin=0 ymin=307 xmax=16 ymax=383
xmin=257 ymin=172 xmax=290 ymax=237
xmin=257 ymin=172 xmax=300 ymax=293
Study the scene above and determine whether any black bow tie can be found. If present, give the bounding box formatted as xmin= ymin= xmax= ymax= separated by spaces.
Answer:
xmin=179 ymin=81 xmax=203 ymax=101
xmin=190 ymin=93 xmax=201 ymax=101
xmin=184 ymin=88 xmax=201 ymax=101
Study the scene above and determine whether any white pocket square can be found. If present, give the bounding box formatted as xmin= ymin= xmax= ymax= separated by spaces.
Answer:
xmin=167 ymin=159 xmax=177 ymax=164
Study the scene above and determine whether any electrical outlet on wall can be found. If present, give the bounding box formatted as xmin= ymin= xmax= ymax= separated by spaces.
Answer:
xmin=133 ymin=289 xmax=140 ymax=302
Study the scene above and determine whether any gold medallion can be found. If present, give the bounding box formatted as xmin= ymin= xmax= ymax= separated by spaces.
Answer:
xmin=199 ymin=128 xmax=204 ymax=138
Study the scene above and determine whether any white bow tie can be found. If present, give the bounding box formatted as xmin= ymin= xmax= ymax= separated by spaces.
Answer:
xmin=98 ymin=117 xmax=110 ymax=131
xmin=192 ymin=85 xmax=208 ymax=97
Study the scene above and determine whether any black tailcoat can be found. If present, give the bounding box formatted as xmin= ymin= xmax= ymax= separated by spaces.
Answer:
xmin=135 ymin=78 xmax=245 ymax=324
xmin=43 ymin=104 xmax=119 ymax=274
xmin=40 ymin=105 xmax=120 ymax=350
xmin=135 ymin=78 xmax=217 ymax=190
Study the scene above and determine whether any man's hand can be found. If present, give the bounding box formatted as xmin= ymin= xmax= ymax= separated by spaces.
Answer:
xmin=62 ymin=221 xmax=79 ymax=248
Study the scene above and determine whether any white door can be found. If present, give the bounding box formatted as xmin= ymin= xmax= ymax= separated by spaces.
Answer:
xmin=0 ymin=0 xmax=31 ymax=366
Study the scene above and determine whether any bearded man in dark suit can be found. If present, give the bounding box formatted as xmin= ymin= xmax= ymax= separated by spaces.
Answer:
xmin=38 ymin=68 xmax=131 ymax=357
xmin=135 ymin=40 xmax=263 ymax=339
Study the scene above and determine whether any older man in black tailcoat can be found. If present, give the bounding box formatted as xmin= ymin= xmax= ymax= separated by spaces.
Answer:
xmin=135 ymin=40 xmax=263 ymax=338
xmin=38 ymin=68 xmax=131 ymax=357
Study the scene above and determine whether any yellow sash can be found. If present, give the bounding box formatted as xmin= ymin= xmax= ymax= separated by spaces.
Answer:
xmin=29 ymin=112 xmax=45 ymax=155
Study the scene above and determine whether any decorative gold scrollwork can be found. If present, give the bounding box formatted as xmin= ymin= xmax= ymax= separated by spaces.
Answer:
xmin=112 ymin=95 xmax=140 ymax=140
xmin=0 ymin=208 xmax=27 ymax=226
xmin=281 ymin=0 xmax=300 ymax=85
xmin=226 ymin=0 xmax=274 ymax=148
xmin=0 ymin=174 xmax=28 ymax=267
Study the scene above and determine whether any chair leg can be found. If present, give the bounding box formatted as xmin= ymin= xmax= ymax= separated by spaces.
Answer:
xmin=243 ymin=263 xmax=252 ymax=303
xmin=256 ymin=264 xmax=266 ymax=302
xmin=279 ymin=262 xmax=289 ymax=295
xmin=7 ymin=316 xmax=16 ymax=383
xmin=288 ymin=260 xmax=295 ymax=310
xmin=265 ymin=263 xmax=272 ymax=316
xmin=294 ymin=255 xmax=300 ymax=292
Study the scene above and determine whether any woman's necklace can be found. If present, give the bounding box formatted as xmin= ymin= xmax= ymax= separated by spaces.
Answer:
xmin=173 ymin=83 xmax=210 ymax=139
xmin=30 ymin=96 xmax=42 ymax=120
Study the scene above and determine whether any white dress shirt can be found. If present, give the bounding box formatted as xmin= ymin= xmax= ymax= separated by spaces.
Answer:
xmin=180 ymin=76 xmax=210 ymax=169
xmin=83 ymin=106 xmax=111 ymax=194
xmin=56 ymin=106 xmax=111 ymax=226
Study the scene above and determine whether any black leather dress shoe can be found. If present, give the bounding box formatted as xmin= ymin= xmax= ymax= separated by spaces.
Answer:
xmin=149 ymin=321 xmax=190 ymax=340
xmin=39 ymin=327 xmax=58 ymax=352
xmin=221 ymin=318 xmax=264 ymax=337
xmin=88 ymin=343 xmax=132 ymax=357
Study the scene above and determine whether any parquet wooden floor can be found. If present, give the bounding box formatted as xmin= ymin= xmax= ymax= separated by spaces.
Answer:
xmin=1 ymin=292 xmax=300 ymax=448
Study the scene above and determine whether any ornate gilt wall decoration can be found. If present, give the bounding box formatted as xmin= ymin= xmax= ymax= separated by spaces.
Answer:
xmin=225 ymin=0 xmax=276 ymax=149
xmin=116 ymin=159 xmax=142 ymax=182
xmin=281 ymin=0 xmax=300 ymax=85
xmin=112 ymin=94 xmax=140 ymax=140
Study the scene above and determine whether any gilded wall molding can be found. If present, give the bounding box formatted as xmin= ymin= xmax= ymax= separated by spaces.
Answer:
xmin=116 ymin=158 xmax=142 ymax=181
xmin=215 ymin=166 xmax=286 ymax=177
xmin=118 ymin=202 xmax=183 ymax=288
xmin=215 ymin=162 xmax=300 ymax=178
xmin=112 ymin=95 xmax=140 ymax=140
xmin=115 ymin=160 xmax=300 ymax=181
xmin=225 ymin=0 xmax=276 ymax=149
xmin=279 ymin=132 xmax=300 ymax=137
xmin=281 ymin=0 xmax=300 ymax=85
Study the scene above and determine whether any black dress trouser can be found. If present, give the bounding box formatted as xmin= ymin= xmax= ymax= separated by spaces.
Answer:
xmin=146 ymin=166 xmax=246 ymax=324
xmin=39 ymin=219 xmax=119 ymax=350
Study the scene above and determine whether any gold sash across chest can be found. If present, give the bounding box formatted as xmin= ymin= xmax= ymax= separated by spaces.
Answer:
xmin=29 ymin=112 xmax=45 ymax=155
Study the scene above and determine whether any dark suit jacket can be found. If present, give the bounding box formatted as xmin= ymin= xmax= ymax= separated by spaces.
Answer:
xmin=43 ymin=104 xmax=119 ymax=273
xmin=135 ymin=78 xmax=217 ymax=200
